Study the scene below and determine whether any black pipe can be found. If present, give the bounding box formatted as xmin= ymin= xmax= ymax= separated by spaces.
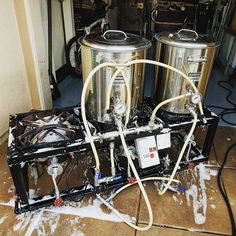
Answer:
xmin=59 ymin=0 xmax=67 ymax=54
xmin=47 ymin=0 xmax=61 ymax=99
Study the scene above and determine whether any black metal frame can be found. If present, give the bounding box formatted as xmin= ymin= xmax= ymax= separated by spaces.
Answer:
xmin=7 ymin=105 xmax=219 ymax=214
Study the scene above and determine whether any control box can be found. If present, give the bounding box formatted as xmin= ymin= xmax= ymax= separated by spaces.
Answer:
xmin=135 ymin=136 xmax=160 ymax=169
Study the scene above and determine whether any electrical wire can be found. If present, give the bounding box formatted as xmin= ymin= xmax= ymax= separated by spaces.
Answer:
xmin=207 ymin=79 xmax=236 ymax=235
xmin=217 ymin=142 xmax=236 ymax=236
xmin=206 ymin=80 xmax=236 ymax=126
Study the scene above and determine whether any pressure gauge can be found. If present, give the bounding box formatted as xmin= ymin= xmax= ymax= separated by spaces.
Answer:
xmin=191 ymin=93 xmax=202 ymax=104
xmin=114 ymin=103 xmax=126 ymax=116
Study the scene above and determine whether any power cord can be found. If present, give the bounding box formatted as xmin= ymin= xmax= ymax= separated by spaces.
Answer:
xmin=217 ymin=142 xmax=236 ymax=236
xmin=207 ymin=80 xmax=236 ymax=126
xmin=207 ymin=78 xmax=236 ymax=235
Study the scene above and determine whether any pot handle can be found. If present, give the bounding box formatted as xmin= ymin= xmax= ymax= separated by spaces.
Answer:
xmin=103 ymin=30 xmax=128 ymax=40
xmin=177 ymin=29 xmax=198 ymax=40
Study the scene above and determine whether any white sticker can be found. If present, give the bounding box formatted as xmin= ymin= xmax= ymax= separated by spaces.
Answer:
xmin=156 ymin=133 xmax=171 ymax=150
xmin=135 ymin=136 xmax=160 ymax=169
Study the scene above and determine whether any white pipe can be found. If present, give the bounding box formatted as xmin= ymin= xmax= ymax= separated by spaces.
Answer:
xmin=112 ymin=177 xmax=180 ymax=199
xmin=81 ymin=60 xmax=200 ymax=230
xmin=97 ymin=174 xmax=180 ymax=230
xmin=110 ymin=142 xmax=116 ymax=177
xmin=116 ymin=120 xmax=153 ymax=231
xmin=52 ymin=174 xmax=60 ymax=199
xmin=105 ymin=67 xmax=131 ymax=127
xmin=150 ymin=93 xmax=191 ymax=123
xmin=81 ymin=61 xmax=133 ymax=173
xmin=158 ymin=106 xmax=198 ymax=195
xmin=81 ymin=62 xmax=118 ymax=172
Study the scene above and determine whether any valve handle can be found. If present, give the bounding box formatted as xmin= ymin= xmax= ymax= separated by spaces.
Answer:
xmin=54 ymin=197 xmax=64 ymax=207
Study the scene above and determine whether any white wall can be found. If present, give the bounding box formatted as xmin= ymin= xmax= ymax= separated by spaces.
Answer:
xmin=0 ymin=0 xmax=32 ymax=138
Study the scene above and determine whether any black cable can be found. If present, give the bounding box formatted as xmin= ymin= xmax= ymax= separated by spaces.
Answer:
xmin=217 ymin=142 xmax=236 ymax=236
xmin=47 ymin=0 xmax=61 ymax=99
xmin=206 ymin=80 xmax=236 ymax=126
xmin=217 ymin=81 xmax=236 ymax=108
xmin=58 ymin=0 xmax=67 ymax=55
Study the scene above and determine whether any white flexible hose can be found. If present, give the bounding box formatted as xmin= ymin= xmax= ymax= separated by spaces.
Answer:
xmin=81 ymin=62 xmax=118 ymax=171
xmin=105 ymin=67 xmax=131 ymax=127
xmin=97 ymin=174 xmax=180 ymax=231
xmin=112 ymin=177 xmax=180 ymax=199
xmin=81 ymin=60 xmax=202 ymax=231
xmin=110 ymin=142 xmax=116 ymax=177
xmin=121 ymin=70 xmax=131 ymax=127
xmin=52 ymin=174 xmax=60 ymax=199
xmin=158 ymin=106 xmax=198 ymax=195
xmin=105 ymin=59 xmax=204 ymax=118
xmin=105 ymin=67 xmax=125 ymax=111
xmin=116 ymin=121 xmax=153 ymax=231
xmin=150 ymin=94 xmax=191 ymax=122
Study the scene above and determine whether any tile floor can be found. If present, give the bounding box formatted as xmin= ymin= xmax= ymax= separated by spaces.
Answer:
xmin=0 ymin=126 xmax=235 ymax=235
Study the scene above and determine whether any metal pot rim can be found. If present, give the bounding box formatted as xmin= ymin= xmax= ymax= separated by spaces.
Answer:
xmin=154 ymin=31 xmax=218 ymax=49
xmin=79 ymin=31 xmax=152 ymax=52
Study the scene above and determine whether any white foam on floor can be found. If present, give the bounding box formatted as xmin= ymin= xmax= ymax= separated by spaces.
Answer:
xmin=210 ymin=204 xmax=216 ymax=209
xmin=0 ymin=199 xmax=15 ymax=207
xmin=0 ymin=197 xmax=133 ymax=234
xmin=185 ymin=163 xmax=218 ymax=225
xmin=45 ymin=199 xmax=133 ymax=223
xmin=13 ymin=212 xmax=33 ymax=232
xmin=0 ymin=216 xmax=7 ymax=224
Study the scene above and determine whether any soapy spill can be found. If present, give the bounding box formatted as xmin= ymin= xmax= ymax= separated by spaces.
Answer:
xmin=172 ymin=192 xmax=183 ymax=205
xmin=45 ymin=198 xmax=133 ymax=223
xmin=210 ymin=204 xmax=216 ymax=209
xmin=67 ymin=216 xmax=85 ymax=236
xmin=0 ymin=216 xmax=7 ymax=224
xmin=152 ymin=162 xmax=218 ymax=225
xmin=34 ymin=211 xmax=60 ymax=235
xmin=0 ymin=197 xmax=134 ymax=234
xmin=185 ymin=163 xmax=217 ymax=225
xmin=14 ymin=212 xmax=34 ymax=232
xmin=167 ymin=162 xmax=218 ymax=225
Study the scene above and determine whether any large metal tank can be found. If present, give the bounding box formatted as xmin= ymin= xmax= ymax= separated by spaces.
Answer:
xmin=80 ymin=30 xmax=151 ymax=123
xmin=153 ymin=29 xmax=218 ymax=114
